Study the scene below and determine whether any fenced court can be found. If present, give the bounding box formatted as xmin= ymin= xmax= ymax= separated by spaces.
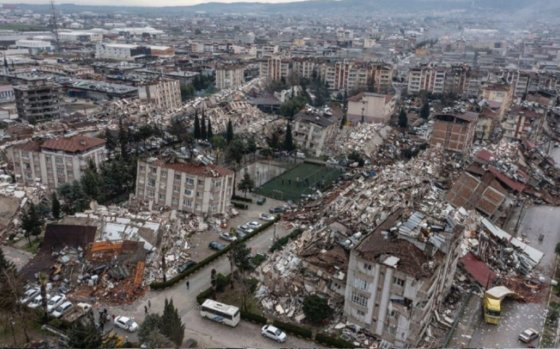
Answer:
xmin=255 ymin=162 xmax=342 ymax=202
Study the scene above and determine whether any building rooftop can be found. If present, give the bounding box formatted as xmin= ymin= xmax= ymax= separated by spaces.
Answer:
xmin=150 ymin=159 xmax=234 ymax=177
xmin=39 ymin=135 xmax=106 ymax=153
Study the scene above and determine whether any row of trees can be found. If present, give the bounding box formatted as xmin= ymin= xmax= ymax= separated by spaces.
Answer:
xmin=193 ymin=111 xmax=213 ymax=141
xmin=138 ymin=299 xmax=185 ymax=348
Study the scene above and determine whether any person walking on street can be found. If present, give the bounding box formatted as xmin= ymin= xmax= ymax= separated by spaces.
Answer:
xmin=144 ymin=305 xmax=148 ymax=314
xmin=186 ymin=280 xmax=190 ymax=290
xmin=148 ymin=300 xmax=151 ymax=308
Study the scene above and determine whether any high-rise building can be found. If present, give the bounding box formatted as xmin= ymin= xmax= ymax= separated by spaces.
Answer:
xmin=14 ymin=80 xmax=62 ymax=123
xmin=215 ymin=65 xmax=245 ymax=90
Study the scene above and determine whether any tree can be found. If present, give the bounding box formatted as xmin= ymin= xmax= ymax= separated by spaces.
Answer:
xmin=104 ymin=128 xmax=116 ymax=154
xmin=340 ymin=112 xmax=347 ymax=129
xmin=283 ymin=122 xmax=295 ymax=152
xmin=226 ymin=119 xmax=234 ymax=144
xmin=180 ymin=84 xmax=195 ymax=102
xmin=207 ymin=118 xmax=213 ymax=140
xmin=161 ymin=299 xmax=185 ymax=348
xmin=420 ymin=101 xmax=430 ymax=119
xmin=38 ymin=272 xmax=49 ymax=321
xmin=80 ymin=161 xmax=101 ymax=200
xmin=138 ymin=313 xmax=164 ymax=343
xmin=51 ymin=192 xmax=61 ymax=220
xmin=238 ymin=172 xmax=255 ymax=197
xmin=225 ymin=137 xmax=245 ymax=165
xmin=228 ymin=242 xmax=252 ymax=310
xmin=193 ymin=112 xmax=201 ymax=139
xmin=21 ymin=203 xmax=42 ymax=245
xmin=200 ymin=113 xmax=207 ymax=140
xmin=302 ymin=295 xmax=333 ymax=324
xmin=246 ymin=136 xmax=257 ymax=158
xmin=398 ymin=109 xmax=408 ymax=129
xmin=118 ymin=119 xmax=129 ymax=160
xmin=67 ymin=321 xmax=103 ymax=349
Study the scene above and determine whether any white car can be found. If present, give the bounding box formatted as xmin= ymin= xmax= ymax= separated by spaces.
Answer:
xmin=20 ymin=288 xmax=40 ymax=305
xmin=247 ymin=221 xmax=262 ymax=229
xmin=47 ymin=294 xmax=66 ymax=313
xmin=261 ymin=324 xmax=287 ymax=343
xmin=259 ymin=213 xmax=276 ymax=222
xmin=519 ymin=328 xmax=539 ymax=343
xmin=114 ymin=316 xmax=138 ymax=332
xmin=28 ymin=294 xmax=50 ymax=309
xmin=51 ymin=301 xmax=73 ymax=318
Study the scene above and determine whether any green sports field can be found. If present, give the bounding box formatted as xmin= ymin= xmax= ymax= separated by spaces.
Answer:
xmin=256 ymin=162 xmax=342 ymax=202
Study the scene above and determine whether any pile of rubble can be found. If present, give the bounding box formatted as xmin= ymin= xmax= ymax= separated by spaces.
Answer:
xmin=330 ymin=124 xmax=393 ymax=158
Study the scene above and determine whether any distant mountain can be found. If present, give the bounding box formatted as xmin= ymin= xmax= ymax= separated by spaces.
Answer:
xmin=12 ymin=0 xmax=560 ymax=18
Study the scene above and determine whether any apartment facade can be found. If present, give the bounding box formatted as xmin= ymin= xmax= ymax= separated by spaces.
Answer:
xmin=344 ymin=210 xmax=462 ymax=348
xmin=138 ymin=79 xmax=182 ymax=111
xmin=347 ymin=92 xmax=396 ymax=124
xmin=8 ymin=135 xmax=107 ymax=188
xmin=259 ymin=57 xmax=290 ymax=81
xmin=430 ymin=112 xmax=478 ymax=154
xmin=135 ymin=159 xmax=234 ymax=215
xmin=293 ymin=110 xmax=339 ymax=157
xmin=14 ymin=80 xmax=62 ymax=123
xmin=215 ymin=65 xmax=245 ymax=90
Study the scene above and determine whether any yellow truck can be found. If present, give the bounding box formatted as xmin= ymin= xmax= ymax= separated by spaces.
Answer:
xmin=482 ymin=286 xmax=515 ymax=325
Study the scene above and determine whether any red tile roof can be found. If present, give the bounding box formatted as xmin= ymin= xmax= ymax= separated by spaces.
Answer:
xmin=460 ymin=252 xmax=496 ymax=287
xmin=13 ymin=140 xmax=41 ymax=152
xmin=153 ymin=159 xmax=234 ymax=177
xmin=41 ymin=135 xmax=105 ymax=153
xmin=488 ymin=166 xmax=526 ymax=192
xmin=476 ymin=149 xmax=494 ymax=163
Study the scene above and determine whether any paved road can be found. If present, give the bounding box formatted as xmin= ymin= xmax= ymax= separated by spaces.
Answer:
xmin=106 ymin=217 xmax=316 ymax=348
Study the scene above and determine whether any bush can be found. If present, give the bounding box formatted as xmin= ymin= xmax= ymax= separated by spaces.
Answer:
xmin=245 ymin=278 xmax=259 ymax=293
xmin=269 ymin=228 xmax=303 ymax=252
xmin=151 ymin=220 xmax=276 ymax=290
xmin=272 ymin=320 xmax=312 ymax=339
xmin=315 ymin=333 xmax=356 ymax=348
xmin=240 ymin=310 xmax=267 ymax=325
xmin=250 ymin=253 xmax=267 ymax=268
xmin=48 ymin=318 xmax=64 ymax=330
xmin=303 ymin=295 xmax=333 ymax=324
xmin=196 ymin=287 xmax=214 ymax=305
xmin=216 ymin=273 xmax=230 ymax=292
xmin=231 ymin=195 xmax=253 ymax=203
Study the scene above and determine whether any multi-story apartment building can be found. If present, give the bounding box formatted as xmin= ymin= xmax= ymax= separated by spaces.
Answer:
xmin=407 ymin=64 xmax=446 ymax=95
xmin=14 ymin=80 xmax=61 ymax=123
xmin=8 ymin=135 xmax=107 ymax=188
xmin=215 ymin=65 xmax=245 ymax=90
xmin=347 ymin=92 xmax=396 ymax=124
xmin=135 ymin=158 xmax=234 ymax=216
xmin=501 ymin=106 xmax=544 ymax=142
xmin=138 ymin=79 xmax=182 ymax=111
xmin=291 ymin=58 xmax=320 ymax=79
xmin=259 ymin=57 xmax=290 ymax=81
xmin=292 ymin=109 xmax=339 ymax=157
xmin=482 ymin=83 xmax=513 ymax=119
xmin=344 ymin=209 xmax=462 ymax=348
xmin=95 ymin=43 xmax=174 ymax=61
xmin=430 ymin=112 xmax=478 ymax=154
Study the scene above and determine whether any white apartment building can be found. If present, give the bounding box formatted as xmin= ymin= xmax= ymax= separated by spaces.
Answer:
xmin=135 ymin=158 xmax=235 ymax=216
xmin=59 ymin=31 xmax=103 ymax=43
xmin=407 ymin=65 xmax=446 ymax=95
xmin=344 ymin=210 xmax=462 ymax=348
xmin=96 ymin=43 xmax=141 ymax=60
xmin=215 ymin=65 xmax=245 ymax=90
xmin=8 ymin=135 xmax=107 ymax=188
xmin=293 ymin=109 xmax=339 ymax=157
xmin=15 ymin=40 xmax=53 ymax=53
xmin=138 ymin=79 xmax=182 ymax=111
xmin=347 ymin=92 xmax=396 ymax=124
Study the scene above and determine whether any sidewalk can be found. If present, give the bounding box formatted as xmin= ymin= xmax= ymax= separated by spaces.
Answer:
xmin=447 ymin=293 xmax=480 ymax=348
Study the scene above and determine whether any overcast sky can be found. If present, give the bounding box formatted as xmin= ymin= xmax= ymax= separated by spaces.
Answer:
xmin=16 ymin=0 xmax=304 ymax=6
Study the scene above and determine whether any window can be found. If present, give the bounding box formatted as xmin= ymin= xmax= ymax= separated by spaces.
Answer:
xmin=183 ymin=199 xmax=192 ymax=207
xmin=186 ymin=177 xmax=194 ymax=185
xmin=351 ymin=291 xmax=368 ymax=307
xmin=363 ymin=263 xmax=372 ymax=271
xmin=184 ymin=189 xmax=193 ymax=196
xmin=353 ymin=278 xmax=368 ymax=291
xmin=357 ymin=310 xmax=365 ymax=316
xmin=393 ymin=277 xmax=405 ymax=287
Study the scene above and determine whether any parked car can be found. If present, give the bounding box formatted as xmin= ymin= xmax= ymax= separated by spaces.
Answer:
xmin=114 ymin=316 xmax=139 ymax=332
xmin=177 ymin=260 xmax=197 ymax=274
xmin=236 ymin=229 xmax=248 ymax=239
xmin=269 ymin=206 xmax=285 ymax=214
xmin=28 ymin=294 xmax=50 ymax=309
xmin=261 ymin=324 xmax=287 ymax=343
xmin=259 ymin=213 xmax=276 ymax=222
xmin=209 ymin=241 xmax=226 ymax=251
xmin=247 ymin=221 xmax=262 ymax=229
xmin=519 ymin=328 xmax=539 ymax=343
xmin=219 ymin=232 xmax=238 ymax=242
xmin=256 ymin=197 xmax=266 ymax=205
xmin=238 ymin=224 xmax=255 ymax=234
xmin=20 ymin=288 xmax=40 ymax=305
xmin=51 ymin=301 xmax=73 ymax=318
xmin=47 ymin=294 xmax=66 ymax=313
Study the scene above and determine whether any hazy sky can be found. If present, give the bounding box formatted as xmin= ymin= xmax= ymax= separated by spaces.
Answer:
xmin=16 ymin=0 xmax=305 ymax=6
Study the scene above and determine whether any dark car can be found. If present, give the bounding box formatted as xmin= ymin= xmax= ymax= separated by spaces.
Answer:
xmin=177 ymin=260 xmax=197 ymax=274
xmin=269 ymin=206 xmax=285 ymax=214
xmin=209 ymin=241 xmax=226 ymax=251
xmin=256 ymin=197 xmax=266 ymax=205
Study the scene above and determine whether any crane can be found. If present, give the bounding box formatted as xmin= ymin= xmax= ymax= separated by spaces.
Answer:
xmin=49 ymin=0 xmax=60 ymax=53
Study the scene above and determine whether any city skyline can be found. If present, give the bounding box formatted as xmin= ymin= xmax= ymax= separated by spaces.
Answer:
xmin=9 ymin=0 xmax=306 ymax=7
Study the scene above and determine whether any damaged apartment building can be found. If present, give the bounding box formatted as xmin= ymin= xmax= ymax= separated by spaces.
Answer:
xmin=135 ymin=156 xmax=234 ymax=215
xmin=343 ymin=208 xmax=463 ymax=349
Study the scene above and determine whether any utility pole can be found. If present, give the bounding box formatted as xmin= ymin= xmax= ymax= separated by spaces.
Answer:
xmin=49 ymin=0 xmax=61 ymax=54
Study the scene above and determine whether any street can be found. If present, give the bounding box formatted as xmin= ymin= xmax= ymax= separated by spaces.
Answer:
xmin=105 ymin=207 xmax=317 ymax=348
